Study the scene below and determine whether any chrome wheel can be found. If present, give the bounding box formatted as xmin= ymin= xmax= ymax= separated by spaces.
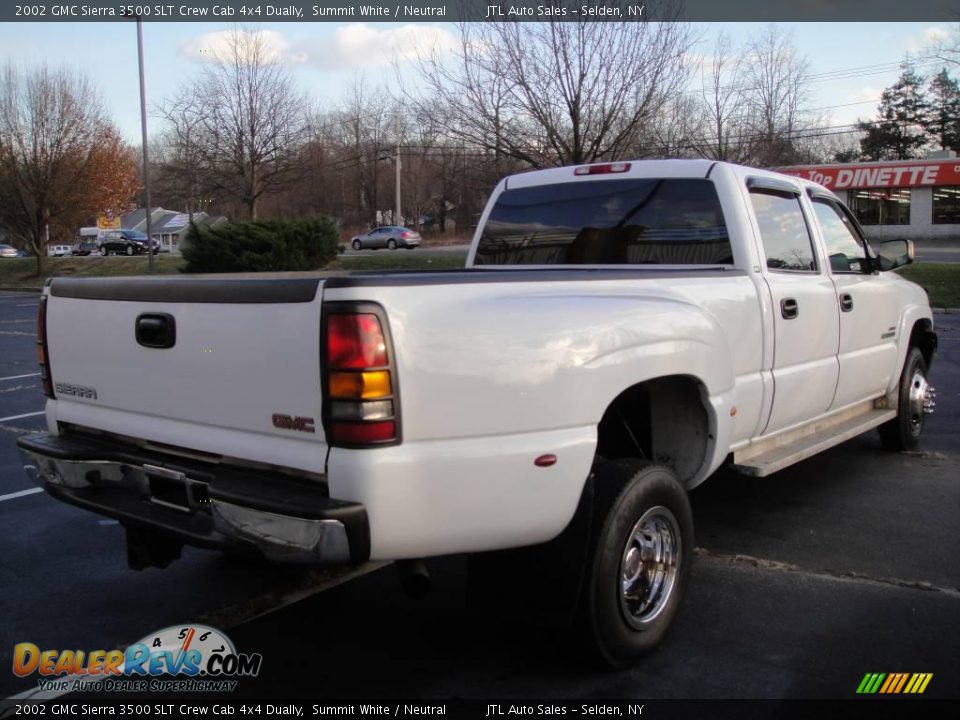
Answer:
xmin=907 ymin=370 xmax=935 ymax=436
xmin=619 ymin=505 xmax=681 ymax=628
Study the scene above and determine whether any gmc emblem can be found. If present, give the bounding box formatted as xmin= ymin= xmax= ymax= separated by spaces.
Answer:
xmin=271 ymin=413 xmax=316 ymax=433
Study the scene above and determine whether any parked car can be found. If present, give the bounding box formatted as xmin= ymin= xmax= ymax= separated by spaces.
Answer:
xmin=0 ymin=243 xmax=19 ymax=258
xmin=47 ymin=244 xmax=73 ymax=257
xmin=99 ymin=230 xmax=158 ymax=256
xmin=72 ymin=242 xmax=99 ymax=257
xmin=351 ymin=226 xmax=421 ymax=250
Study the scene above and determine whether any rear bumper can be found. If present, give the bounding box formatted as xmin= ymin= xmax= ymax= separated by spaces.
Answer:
xmin=17 ymin=432 xmax=370 ymax=566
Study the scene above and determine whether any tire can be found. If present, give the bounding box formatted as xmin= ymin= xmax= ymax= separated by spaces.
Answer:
xmin=352 ymin=239 xmax=362 ymax=251
xmin=125 ymin=245 xmax=134 ymax=256
xmin=578 ymin=460 xmax=693 ymax=667
xmin=878 ymin=347 xmax=931 ymax=451
xmin=99 ymin=246 xmax=107 ymax=256
xmin=387 ymin=239 xmax=397 ymax=250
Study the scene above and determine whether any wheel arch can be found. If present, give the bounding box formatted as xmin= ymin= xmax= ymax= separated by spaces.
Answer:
xmin=909 ymin=318 xmax=937 ymax=369
xmin=594 ymin=374 xmax=719 ymax=490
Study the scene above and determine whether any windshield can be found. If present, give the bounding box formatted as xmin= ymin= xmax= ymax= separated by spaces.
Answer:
xmin=474 ymin=178 xmax=732 ymax=266
xmin=125 ymin=231 xmax=148 ymax=241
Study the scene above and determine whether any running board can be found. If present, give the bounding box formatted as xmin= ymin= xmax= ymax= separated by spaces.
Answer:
xmin=732 ymin=405 xmax=896 ymax=477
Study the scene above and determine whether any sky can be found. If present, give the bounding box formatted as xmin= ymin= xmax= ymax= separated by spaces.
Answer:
xmin=0 ymin=20 xmax=954 ymax=144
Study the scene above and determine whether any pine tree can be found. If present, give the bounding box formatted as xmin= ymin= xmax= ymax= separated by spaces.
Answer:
xmin=858 ymin=67 xmax=930 ymax=160
xmin=925 ymin=68 xmax=960 ymax=151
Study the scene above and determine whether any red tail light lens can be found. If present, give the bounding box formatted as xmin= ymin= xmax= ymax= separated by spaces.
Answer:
xmin=37 ymin=295 xmax=54 ymax=398
xmin=330 ymin=421 xmax=396 ymax=445
xmin=326 ymin=314 xmax=388 ymax=369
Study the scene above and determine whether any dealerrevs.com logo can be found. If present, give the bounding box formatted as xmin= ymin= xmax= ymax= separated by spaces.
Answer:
xmin=12 ymin=625 xmax=262 ymax=693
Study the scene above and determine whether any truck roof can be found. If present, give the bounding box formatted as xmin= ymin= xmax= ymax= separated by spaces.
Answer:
xmin=502 ymin=158 xmax=840 ymax=203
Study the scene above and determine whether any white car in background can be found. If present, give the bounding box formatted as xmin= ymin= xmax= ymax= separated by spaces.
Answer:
xmin=0 ymin=243 xmax=19 ymax=258
xmin=47 ymin=245 xmax=73 ymax=257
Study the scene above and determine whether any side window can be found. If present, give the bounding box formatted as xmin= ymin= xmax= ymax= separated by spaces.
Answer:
xmin=749 ymin=189 xmax=817 ymax=272
xmin=811 ymin=198 xmax=869 ymax=273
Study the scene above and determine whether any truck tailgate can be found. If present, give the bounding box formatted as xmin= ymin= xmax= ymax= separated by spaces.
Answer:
xmin=44 ymin=277 xmax=328 ymax=469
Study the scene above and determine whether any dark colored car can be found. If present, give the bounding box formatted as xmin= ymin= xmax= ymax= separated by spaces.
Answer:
xmin=99 ymin=230 xmax=159 ymax=256
xmin=73 ymin=241 xmax=99 ymax=256
xmin=351 ymin=226 xmax=422 ymax=250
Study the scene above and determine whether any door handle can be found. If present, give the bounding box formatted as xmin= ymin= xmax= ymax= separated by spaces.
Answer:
xmin=839 ymin=293 xmax=854 ymax=312
xmin=780 ymin=298 xmax=799 ymax=320
xmin=136 ymin=313 xmax=176 ymax=349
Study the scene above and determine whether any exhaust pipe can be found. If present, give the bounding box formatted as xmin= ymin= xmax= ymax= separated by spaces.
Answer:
xmin=396 ymin=559 xmax=431 ymax=598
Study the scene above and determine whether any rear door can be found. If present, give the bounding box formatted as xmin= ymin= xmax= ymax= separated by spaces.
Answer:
xmin=44 ymin=277 xmax=328 ymax=471
xmin=748 ymin=181 xmax=840 ymax=435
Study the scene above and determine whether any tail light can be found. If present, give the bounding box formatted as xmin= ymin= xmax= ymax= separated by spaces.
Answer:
xmin=37 ymin=295 xmax=55 ymax=398
xmin=323 ymin=303 xmax=399 ymax=447
xmin=401 ymin=231 xmax=412 ymax=238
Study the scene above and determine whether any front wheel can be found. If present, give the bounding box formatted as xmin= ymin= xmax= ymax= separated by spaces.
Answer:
xmin=125 ymin=245 xmax=134 ymax=256
xmin=878 ymin=347 xmax=933 ymax=451
xmin=387 ymin=239 xmax=397 ymax=250
xmin=578 ymin=460 xmax=693 ymax=667
xmin=352 ymin=239 xmax=361 ymax=251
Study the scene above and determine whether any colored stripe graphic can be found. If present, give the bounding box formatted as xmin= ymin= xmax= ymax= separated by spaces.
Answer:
xmin=857 ymin=672 xmax=932 ymax=694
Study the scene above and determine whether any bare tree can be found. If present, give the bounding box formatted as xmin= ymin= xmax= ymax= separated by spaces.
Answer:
xmin=740 ymin=26 xmax=813 ymax=166
xmin=0 ymin=63 xmax=138 ymax=274
xmin=154 ymin=95 xmax=212 ymax=221
xmin=408 ymin=1 xmax=693 ymax=167
xmin=164 ymin=27 xmax=310 ymax=220
xmin=691 ymin=33 xmax=752 ymax=162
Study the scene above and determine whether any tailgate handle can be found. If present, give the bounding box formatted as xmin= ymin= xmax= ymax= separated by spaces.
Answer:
xmin=136 ymin=313 xmax=176 ymax=349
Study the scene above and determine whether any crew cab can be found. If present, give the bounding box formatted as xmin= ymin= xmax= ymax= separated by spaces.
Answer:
xmin=18 ymin=160 xmax=936 ymax=665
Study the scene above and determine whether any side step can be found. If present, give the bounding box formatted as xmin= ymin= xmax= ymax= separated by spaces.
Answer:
xmin=733 ymin=404 xmax=896 ymax=477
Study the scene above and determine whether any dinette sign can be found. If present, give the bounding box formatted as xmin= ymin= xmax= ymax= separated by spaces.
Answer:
xmin=780 ymin=160 xmax=960 ymax=189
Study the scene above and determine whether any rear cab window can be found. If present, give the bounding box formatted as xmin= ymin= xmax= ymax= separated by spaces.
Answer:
xmin=473 ymin=178 xmax=733 ymax=266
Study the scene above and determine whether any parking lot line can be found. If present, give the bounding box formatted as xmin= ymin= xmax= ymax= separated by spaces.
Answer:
xmin=0 ymin=373 xmax=39 ymax=382
xmin=0 ymin=411 xmax=44 ymax=423
xmin=0 ymin=488 xmax=43 ymax=503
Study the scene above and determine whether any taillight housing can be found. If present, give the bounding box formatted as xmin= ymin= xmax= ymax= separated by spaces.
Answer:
xmin=322 ymin=303 xmax=400 ymax=447
xmin=37 ymin=294 xmax=55 ymax=399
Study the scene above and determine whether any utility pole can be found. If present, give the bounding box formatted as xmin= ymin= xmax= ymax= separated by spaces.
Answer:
xmin=395 ymin=143 xmax=401 ymax=226
xmin=137 ymin=17 xmax=154 ymax=273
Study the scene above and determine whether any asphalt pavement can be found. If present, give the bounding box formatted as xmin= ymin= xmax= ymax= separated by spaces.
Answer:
xmin=0 ymin=290 xmax=957 ymax=701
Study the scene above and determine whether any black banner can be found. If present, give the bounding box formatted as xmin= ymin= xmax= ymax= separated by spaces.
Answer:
xmin=2 ymin=699 xmax=960 ymax=720
xmin=1 ymin=0 xmax=958 ymax=23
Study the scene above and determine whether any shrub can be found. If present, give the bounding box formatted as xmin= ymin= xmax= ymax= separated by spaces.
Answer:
xmin=181 ymin=217 xmax=340 ymax=274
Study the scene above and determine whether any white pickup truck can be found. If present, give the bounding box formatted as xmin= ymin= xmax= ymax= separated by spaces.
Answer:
xmin=19 ymin=160 xmax=937 ymax=665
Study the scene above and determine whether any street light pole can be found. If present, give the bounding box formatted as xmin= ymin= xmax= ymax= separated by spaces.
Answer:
xmin=136 ymin=17 xmax=154 ymax=274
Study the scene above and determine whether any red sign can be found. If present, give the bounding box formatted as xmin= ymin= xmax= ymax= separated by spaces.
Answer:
xmin=778 ymin=160 xmax=960 ymax=190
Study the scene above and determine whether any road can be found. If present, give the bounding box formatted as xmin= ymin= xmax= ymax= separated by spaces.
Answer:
xmin=0 ymin=289 xmax=957 ymax=701
xmin=915 ymin=246 xmax=960 ymax=264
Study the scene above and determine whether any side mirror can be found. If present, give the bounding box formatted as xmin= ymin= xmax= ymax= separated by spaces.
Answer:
xmin=872 ymin=239 xmax=914 ymax=271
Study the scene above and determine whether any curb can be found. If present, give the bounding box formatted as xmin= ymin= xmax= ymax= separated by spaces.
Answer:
xmin=932 ymin=308 xmax=960 ymax=314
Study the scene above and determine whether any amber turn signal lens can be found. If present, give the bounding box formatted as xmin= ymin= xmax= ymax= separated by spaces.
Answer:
xmin=329 ymin=370 xmax=392 ymax=400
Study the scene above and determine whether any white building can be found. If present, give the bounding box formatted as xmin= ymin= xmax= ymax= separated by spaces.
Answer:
xmin=780 ymin=156 xmax=960 ymax=242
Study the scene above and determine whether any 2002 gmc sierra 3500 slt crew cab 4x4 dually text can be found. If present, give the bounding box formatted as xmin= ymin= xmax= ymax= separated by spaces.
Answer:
xmin=19 ymin=160 xmax=937 ymax=665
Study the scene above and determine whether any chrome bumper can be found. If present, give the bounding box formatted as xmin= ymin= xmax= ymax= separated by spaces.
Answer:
xmin=18 ymin=434 xmax=369 ymax=566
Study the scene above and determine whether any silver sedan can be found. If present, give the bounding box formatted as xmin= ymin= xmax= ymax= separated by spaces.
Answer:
xmin=351 ymin=226 xmax=421 ymax=250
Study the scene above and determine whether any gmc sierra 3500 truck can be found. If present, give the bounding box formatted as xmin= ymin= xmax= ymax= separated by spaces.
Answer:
xmin=19 ymin=160 xmax=937 ymax=666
